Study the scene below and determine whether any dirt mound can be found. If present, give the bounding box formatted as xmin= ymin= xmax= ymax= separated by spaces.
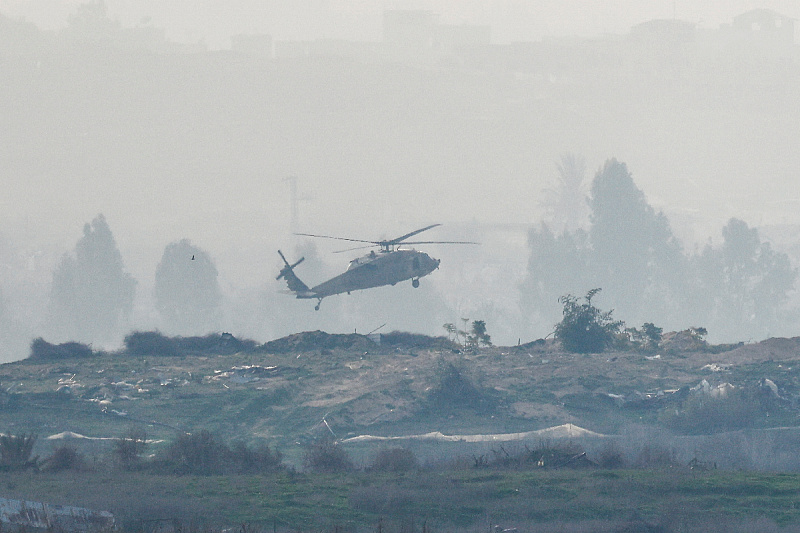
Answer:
xmin=378 ymin=331 xmax=457 ymax=351
xmin=261 ymin=331 xmax=375 ymax=353
xmin=709 ymin=336 xmax=800 ymax=364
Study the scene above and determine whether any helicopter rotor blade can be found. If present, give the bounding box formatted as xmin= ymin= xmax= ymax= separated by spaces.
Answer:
xmin=278 ymin=249 xmax=290 ymax=266
xmin=332 ymin=244 xmax=380 ymax=254
xmin=294 ymin=233 xmax=376 ymax=245
xmin=400 ymin=240 xmax=480 ymax=245
xmin=385 ymin=224 xmax=441 ymax=245
xmin=276 ymin=250 xmax=305 ymax=279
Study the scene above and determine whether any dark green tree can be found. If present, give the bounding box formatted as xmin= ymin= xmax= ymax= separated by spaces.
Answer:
xmin=554 ymin=288 xmax=623 ymax=353
xmin=470 ymin=320 xmax=492 ymax=347
xmin=626 ymin=322 xmax=663 ymax=352
xmin=47 ymin=214 xmax=136 ymax=344
xmin=154 ymin=239 xmax=222 ymax=335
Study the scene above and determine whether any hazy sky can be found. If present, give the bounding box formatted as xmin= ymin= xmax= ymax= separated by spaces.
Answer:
xmin=2 ymin=0 xmax=800 ymax=352
xmin=1 ymin=0 xmax=799 ymax=48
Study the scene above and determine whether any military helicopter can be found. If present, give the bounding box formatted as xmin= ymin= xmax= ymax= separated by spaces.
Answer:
xmin=277 ymin=224 xmax=476 ymax=310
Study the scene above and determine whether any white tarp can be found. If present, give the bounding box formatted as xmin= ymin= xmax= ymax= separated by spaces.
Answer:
xmin=341 ymin=423 xmax=605 ymax=444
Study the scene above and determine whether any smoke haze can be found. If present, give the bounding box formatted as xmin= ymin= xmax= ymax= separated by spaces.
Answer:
xmin=1 ymin=1 xmax=799 ymax=360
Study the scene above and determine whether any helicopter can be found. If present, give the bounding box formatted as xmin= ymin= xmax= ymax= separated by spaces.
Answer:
xmin=277 ymin=224 xmax=477 ymax=310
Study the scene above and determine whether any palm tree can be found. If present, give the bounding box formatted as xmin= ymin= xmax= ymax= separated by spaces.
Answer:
xmin=541 ymin=153 xmax=589 ymax=233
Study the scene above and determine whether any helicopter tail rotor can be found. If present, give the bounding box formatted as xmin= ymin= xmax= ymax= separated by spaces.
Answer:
xmin=277 ymin=250 xmax=305 ymax=279
xmin=276 ymin=250 xmax=311 ymax=294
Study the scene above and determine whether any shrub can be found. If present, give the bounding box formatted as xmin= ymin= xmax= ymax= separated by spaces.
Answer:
xmin=124 ymin=330 xmax=178 ymax=357
xmin=303 ymin=436 xmax=354 ymax=473
xmin=425 ymin=361 xmax=500 ymax=414
xmin=594 ymin=442 xmax=626 ymax=469
xmin=554 ymin=288 xmax=623 ymax=353
xmin=625 ymin=322 xmax=663 ymax=353
xmin=370 ymin=448 xmax=418 ymax=473
xmin=29 ymin=338 xmax=93 ymax=360
xmin=228 ymin=441 xmax=283 ymax=474
xmin=112 ymin=427 xmax=148 ymax=470
xmin=379 ymin=331 xmax=456 ymax=350
xmin=160 ymin=430 xmax=229 ymax=475
xmin=0 ymin=433 xmax=38 ymax=471
xmin=155 ymin=431 xmax=283 ymax=475
xmin=176 ymin=333 xmax=257 ymax=355
xmin=41 ymin=445 xmax=87 ymax=472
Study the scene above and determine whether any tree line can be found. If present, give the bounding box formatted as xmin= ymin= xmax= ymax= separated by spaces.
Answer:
xmin=17 ymin=157 xmax=799 ymax=350
xmin=44 ymin=215 xmax=222 ymax=345
xmin=523 ymin=157 xmax=797 ymax=343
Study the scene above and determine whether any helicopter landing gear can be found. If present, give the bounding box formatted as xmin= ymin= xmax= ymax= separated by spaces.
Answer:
xmin=412 ymin=278 xmax=420 ymax=288
xmin=315 ymin=299 xmax=322 ymax=311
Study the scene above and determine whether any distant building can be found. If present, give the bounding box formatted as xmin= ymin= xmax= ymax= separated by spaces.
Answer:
xmin=383 ymin=10 xmax=439 ymax=55
xmin=732 ymin=8 xmax=795 ymax=45
xmin=231 ymin=33 xmax=272 ymax=56
xmin=383 ymin=10 xmax=491 ymax=65
xmin=629 ymin=19 xmax=696 ymax=45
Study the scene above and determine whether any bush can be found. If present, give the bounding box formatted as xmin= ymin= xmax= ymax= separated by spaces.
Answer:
xmin=379 ymin=331 xmax=456 ymax=350
xmin=41 ymin=445 xmax=87 ymax=472
xmin=303 ymin=437 xmax=354 ymax=473
xmin=156 ymin=431 xmax=283 ymax=475
xmin=554 ymin=288 xmax=623 ymax=353
xmin=425 ymin=361 xmax=500 ymax=414
xmin=159 ymin=430 xmax=228 ymax=475
xmin=625 ymin=323 xmax=663 ymax=353
xmin=124 ymin=331 xmax=178 ymax=357
xmin=370 ymin=448 xmax=418 ymax=473
xmin=112 ymin=427 xmax=148 ymax=470
xmin=0 ymin=433 xmax=38 ymax=471
xmin=29 ymin=338 xmax=93 ymax=360
xmin=228 ymin=441 xmax=283 ymax=474
xmin=177 ymin=333 xmax=257 ymax=355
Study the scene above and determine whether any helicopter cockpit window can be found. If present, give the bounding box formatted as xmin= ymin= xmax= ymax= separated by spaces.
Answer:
xmin=413 ymin=256 xmax=420 ymax=270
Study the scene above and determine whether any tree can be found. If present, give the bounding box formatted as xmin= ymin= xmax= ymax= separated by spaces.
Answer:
xmin=540 ymin=153 xmax=590 ymax=233
xmin=554 ymin=288 xmax=622 ymax=353
xmin=588 ymin=159 xmax=687 ymax=326
xmin=112 ymin=427 xmax=148 ymax=471
xmin=154 ymin=239 xmax=222 ymax=335
xmin=0 ymin=433 xmax=38 ymax=471
xmin=690 ymin=218 xmax=797 ymax=340
xmin=520 ymin=223 xmax=592 ymax=337
xmin=470 ymin=320 xmax=492 ymax=347
xmin=47 ymin=214 xmax=136 ymax=344
xmin=626 ymin=322 xmax=663 ymax=352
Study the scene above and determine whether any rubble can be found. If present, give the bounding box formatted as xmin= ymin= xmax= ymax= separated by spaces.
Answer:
xmin=211 ymin=365 xmax=279 ymax=384
xmin=0 ymin=497 xmax=114 ymax=532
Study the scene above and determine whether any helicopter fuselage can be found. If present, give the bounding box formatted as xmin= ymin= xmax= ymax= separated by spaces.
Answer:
xmin=277 ymin=223 xmax=474 ymax=310
xmin=307 ymin=249 xmax=439 ymax=299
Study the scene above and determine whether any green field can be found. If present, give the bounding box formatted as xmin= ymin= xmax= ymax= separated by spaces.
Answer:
xmin=3 ymin=468 xmax=800 ymax=531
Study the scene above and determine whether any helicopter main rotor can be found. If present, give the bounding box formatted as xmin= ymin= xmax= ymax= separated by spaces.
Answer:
xmin=295 ymin=224 xmax=478 ymax=253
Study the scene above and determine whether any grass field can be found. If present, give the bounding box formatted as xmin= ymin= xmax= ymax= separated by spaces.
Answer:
xmin=3 ymin=467 xmax=800 ymax=531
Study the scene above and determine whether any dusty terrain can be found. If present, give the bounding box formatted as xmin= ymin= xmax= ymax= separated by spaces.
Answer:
xmin=3 ymin=331 xmax=800 ymax=464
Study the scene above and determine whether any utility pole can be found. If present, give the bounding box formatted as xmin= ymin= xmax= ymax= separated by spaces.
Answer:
xmin=283 ymin=175 xmax=299 ymax=234
xmin=282 ymin=175 xmax=313 ymax=235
